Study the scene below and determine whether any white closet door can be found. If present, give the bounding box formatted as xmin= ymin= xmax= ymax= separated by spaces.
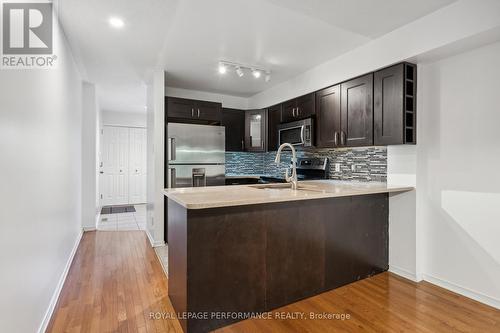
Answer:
xmin=128 ymin=128 xmax=147 ymax=204
xmin=101 ymin=126 xmax=129 ymax=206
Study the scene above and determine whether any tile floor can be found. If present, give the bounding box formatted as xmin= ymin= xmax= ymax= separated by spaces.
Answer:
xmin=97 ymin=204 xmax=147 ymax=231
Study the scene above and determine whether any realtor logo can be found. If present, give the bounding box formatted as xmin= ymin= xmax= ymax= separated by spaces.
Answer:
xmin=1 ymin=1 xmax=56 ymax=68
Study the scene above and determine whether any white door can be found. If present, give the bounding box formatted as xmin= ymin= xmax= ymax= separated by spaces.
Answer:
xmin=101 ymin=126 xmax=130 ymax=205
xmin=128 ymin=128 xmax=147 ymax=204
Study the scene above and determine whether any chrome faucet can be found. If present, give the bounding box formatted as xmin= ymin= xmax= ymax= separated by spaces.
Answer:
xmin=275 ymin=143 xmax=298 ymax=190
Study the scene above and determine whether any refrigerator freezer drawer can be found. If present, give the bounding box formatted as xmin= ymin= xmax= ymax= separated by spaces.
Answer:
xmin=168 ymin=164 xmax=225 ymax=188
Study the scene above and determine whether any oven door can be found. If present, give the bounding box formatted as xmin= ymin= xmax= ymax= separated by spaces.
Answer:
xmin=279 ymin=124 xmax=305 ymax=146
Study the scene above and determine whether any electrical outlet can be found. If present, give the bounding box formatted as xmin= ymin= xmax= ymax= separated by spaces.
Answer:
xmin=351 ymin=165 xmax=356 ymax=172
xmin=335 ymin=163 xmax=341 ymax=172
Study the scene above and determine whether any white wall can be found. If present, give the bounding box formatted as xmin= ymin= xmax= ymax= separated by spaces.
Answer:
xmin=101 ymin=110 xmax=147 ymax=127
xmin=416 ymin=41 xmax=500 ymax=308
xmin=82 ymin=82 xmax=99 ymax=230
xmin=165 ymin=86 xmax=249 ymax=110
xmin=146 ymin=71 xmax=166 ymax=246
xmin=0 ymin=21 xmax=83 ymax=333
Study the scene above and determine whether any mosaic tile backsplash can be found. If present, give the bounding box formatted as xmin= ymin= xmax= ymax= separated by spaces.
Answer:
xmin=226 ymin=147 xmax=387 ymax=182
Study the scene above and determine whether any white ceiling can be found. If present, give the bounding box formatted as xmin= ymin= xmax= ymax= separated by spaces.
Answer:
xmin=58 ymin=0 xmax=456 ymax=112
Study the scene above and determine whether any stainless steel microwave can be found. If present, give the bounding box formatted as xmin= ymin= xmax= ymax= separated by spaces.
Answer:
xmin=278 ymin=118 xmax=313 ymax=147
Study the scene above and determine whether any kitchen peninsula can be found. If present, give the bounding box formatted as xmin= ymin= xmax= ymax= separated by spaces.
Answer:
xmin=164 ymin=181 xmax=413 ymax=332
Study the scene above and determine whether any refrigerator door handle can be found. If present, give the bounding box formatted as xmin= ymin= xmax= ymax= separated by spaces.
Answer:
xmin=169 ymin=137 xmax=176 ymax=161
xmin=168 ymin=167 xmax=176 ymax=188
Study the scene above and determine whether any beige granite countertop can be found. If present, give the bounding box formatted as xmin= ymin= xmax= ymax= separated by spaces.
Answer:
xmin=163 ymin=180 xmax=414 ymax=209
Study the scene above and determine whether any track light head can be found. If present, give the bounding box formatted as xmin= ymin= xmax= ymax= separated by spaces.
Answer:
xmin=218 ymin=63 xmax=227 ymax=74
xmin=252 ymin=69 xmax=261 ymax=78
xmin=235 ymin=66 xmax=244 ymax=77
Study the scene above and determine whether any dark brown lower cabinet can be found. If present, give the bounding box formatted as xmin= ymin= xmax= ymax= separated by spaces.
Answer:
xmin=341 ymin=74 xmax=374 ymax=147
xmin=168 ymin=194 xmax=388 ymax=333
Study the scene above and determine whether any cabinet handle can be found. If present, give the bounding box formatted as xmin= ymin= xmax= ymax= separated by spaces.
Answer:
xmin=261 ymin=139 xmax=264 ymax=149
xmin=241 ymin=139 xmax=244 ymax=150
xmin=197 ymin=109 xmax=200 ymax=118
xmin=340 ymin=131 xmax=346 ymax=145
xmin=191 ymin=108 xmax=194 ymax=117
xmin=334 ymin=131 xmax=339 ymax=146
xmin=296 ymin=107 xmax=300 ymax=117
xmin=292 ymin=108 xmax=296 ymax=117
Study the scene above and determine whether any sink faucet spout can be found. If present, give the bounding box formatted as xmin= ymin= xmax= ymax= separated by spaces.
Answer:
xmin=275 ymin=143 xmax=298 ymax=190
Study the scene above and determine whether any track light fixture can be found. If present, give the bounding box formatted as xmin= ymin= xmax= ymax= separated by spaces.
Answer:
xmin=218 ymin=61 xmax=271 ymax=82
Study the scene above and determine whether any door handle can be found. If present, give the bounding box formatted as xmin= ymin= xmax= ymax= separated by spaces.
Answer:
xmin=170 ymin=138 xmax=176 ymax=161
xmin=334 ymin=131 xmax=339 ymax=146
xmin=300 ymin=126 xmax=305 ymax=144
xmin=169 ymin=168 xmax=176 ymax=188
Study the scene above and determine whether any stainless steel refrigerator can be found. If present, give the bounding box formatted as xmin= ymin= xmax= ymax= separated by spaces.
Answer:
xmin=167 ymin=123 xmax=225 ymax=188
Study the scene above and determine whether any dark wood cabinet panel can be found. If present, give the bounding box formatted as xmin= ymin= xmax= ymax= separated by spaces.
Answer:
xmin=167 ymin=97 xmax=196 ymax=119
xmin=166 ymin=97 xmax=221 ymax=123
xmin=316 ymin=85 xmax=341 ymax=148
xmin=245 ymin=109 xmax=267 ymax=152
xmin=340 ymin=74 xmax=374 ymax=147
xmin=281 ymin=93 xmax=315 ymax=123
xmin=267 ymin=104 xmax=281 ymax=151
xmin=325 ymin=194 xmax=388 ymax=289
xmin=374 ymin=64 xmax=404 ymax=145
xmin=296 ymin=93 xmax=315 ymax=119
xmin=221 ymin=108 xmax=245 ymax=152
xmin=281 ymin=99 xmax=296 ymax=123
xmin=196 ymin=100 xmax=221 ymax=122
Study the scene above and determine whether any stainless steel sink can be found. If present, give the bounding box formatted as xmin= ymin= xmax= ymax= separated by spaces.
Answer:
xmin=250 ymin=183 xmax=321 ymax=192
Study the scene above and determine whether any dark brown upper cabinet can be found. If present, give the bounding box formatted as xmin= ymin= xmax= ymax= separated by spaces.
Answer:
xmin=281 ymin=93 xmax=315 ymax=123
xmin=374 ymin=63 xmax=416 ymax=145
xmin=166 ymin=97 xmax=221 ymax=123
xmin=340 ymin=74 xmax=374 ymax=147
xmin=221 ymin=108 xmax=245 ymax=152
xmin=245 ymin=109 xmax=267 ymax=152
xmin=267 ymin=104 xmax=281 ymax=151
xmin=316 ymin=85 xmax=341 ymax=148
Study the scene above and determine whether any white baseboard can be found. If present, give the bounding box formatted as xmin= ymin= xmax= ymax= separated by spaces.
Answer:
xmin=423 ymin=274 xmax=500 ymax=310
xmin=82 ymin=226 xmax=96 ymax=232
xmin=389 ymin=265 xmax=419 ymax=282
xmin=38 ymin=229 xmax=83 ymax=333
xmin=146 ymin=228 xmax=165 ymax=247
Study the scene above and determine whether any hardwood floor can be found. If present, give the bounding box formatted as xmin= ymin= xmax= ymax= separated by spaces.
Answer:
xmin=47 ymin=231 xmax=500 ymax=333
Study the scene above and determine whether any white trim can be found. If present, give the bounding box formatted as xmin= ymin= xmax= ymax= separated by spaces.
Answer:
xmin=145 ymin=229 xmax=165 ymax=248
xmin=389 ymin=265 xmax=419 ymax=282
xmin=38 ymin=229 xmax=84 ymax=333
xmin=82 ymin=226 xmax=96 ymax=232
xmin=423 ymin=274 xmax=500 ymax=310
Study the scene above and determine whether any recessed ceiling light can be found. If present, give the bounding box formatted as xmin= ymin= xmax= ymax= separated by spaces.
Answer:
xmin=235 ymin=66 xmax=244 ymax=77
xmin=252 ymin=69 xmax=261 ymax=78
xmin=218 ymin=63 xmax=227 ymax=74
xmin=109 ymin=17 xmax=125 ymax=29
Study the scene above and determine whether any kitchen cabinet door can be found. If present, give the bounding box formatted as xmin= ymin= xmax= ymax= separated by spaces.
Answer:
xmin=374 ymin=64 xmax=404 ymax=145
xmin=167 ymin=97 xmax=196 ymax=119
xmin=295 ymin=93 xmax=315 ymax=119
xmin=281 ymin=99 xmax=296 ymax=123
xmin=195 ymin=100 xmax=221 ymax=122
xmin=221 ymin=108 xmax=245 ymax=151
xmin=316 ymin=85 xmax=341 ymax=148
xmin=340 ymin=74 xmax=374 ymax=147
xmin=267 ymin=104 xmax=281 ymax=151
xmin=245 ymin=110 xmax=267 ymax=152
xmin=374 ymin=63 xmax=416 ymax=145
